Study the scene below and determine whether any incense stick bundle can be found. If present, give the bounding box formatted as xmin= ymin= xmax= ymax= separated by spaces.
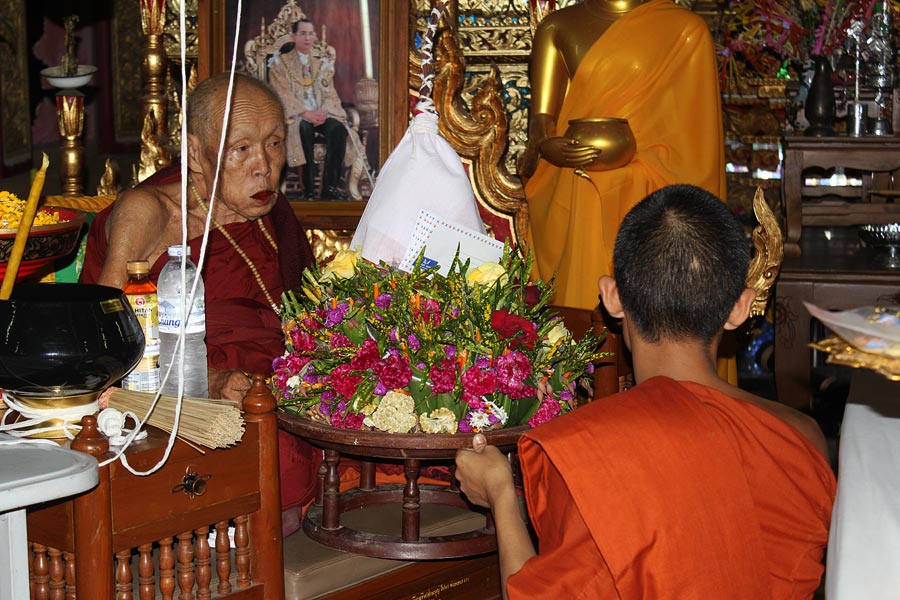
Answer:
xmin=108 ymin=389 xmax=245 ymax=449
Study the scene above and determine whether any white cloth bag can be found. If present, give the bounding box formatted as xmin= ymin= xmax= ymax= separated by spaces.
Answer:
xmin=350 ymin=110 xmax=484 ymax=267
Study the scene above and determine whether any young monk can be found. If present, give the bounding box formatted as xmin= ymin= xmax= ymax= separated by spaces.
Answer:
xmin=455 ymin=184 xmax=835 ymax=599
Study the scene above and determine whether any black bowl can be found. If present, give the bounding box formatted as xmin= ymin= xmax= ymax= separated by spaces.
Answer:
xmin=0 ymin=283 xmax=144 ymax=397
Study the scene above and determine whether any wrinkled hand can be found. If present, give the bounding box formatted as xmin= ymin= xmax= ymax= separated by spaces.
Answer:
xmin=454 ymin=433 xmax=514 ymax=509
xmin=539 ymin=136 xmax=602 ymax=168
xmin=207 ymin=368 xmax=251 ymax=402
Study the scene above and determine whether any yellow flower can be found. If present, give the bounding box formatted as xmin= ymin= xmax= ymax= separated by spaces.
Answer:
xmin=363 ymin=390 xmax=417 ymax=433
xmin=545 ymin=322 xmax=570 ymax=347
xmin=466 ymin=262 xmax=507 ymax=287
xmin=419 ymin=408 xmax=458 ymax=434
xmin=320 ymin=249 xmax=361 ymax=281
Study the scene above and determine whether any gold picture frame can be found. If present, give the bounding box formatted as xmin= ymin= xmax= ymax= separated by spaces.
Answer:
xmin=196 ymin=0 xmax=409 ymax=224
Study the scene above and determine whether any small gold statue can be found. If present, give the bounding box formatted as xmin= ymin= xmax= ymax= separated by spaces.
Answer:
xmin=61 ymin=15 xmax=80 ymax=77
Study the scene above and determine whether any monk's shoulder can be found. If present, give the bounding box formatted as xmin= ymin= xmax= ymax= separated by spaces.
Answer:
xmin=733 ymin=390 xmax=829 ymax=460
xmin=109 ymin=184 xmax=171 ymax=224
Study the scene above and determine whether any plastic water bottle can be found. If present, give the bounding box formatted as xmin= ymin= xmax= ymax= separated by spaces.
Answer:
xmin=157 ymin=245 xmax=208 ymax=397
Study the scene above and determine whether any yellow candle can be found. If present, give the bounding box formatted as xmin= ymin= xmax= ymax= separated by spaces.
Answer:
xmin=0 ymin=153 xmax=49 ymax=300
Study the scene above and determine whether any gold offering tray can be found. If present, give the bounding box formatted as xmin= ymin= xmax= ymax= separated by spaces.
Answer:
xmin=810 ymin=336 xmax=900 ymax=382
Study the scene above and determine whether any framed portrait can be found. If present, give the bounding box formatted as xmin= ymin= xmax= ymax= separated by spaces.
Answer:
xmin=197 ymin=0 xmax=409 ymax=214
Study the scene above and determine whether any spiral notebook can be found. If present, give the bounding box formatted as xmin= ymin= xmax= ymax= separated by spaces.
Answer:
xmin=398 ymin=210 xmax=504 ymax=276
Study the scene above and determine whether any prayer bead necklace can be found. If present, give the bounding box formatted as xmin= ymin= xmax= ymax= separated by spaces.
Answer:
xmin=189 ymin=179 xmax=280 ymax=314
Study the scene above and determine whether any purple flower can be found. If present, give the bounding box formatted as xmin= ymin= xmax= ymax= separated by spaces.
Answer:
xmin=408 ymin=334 xmax=421 ymax=351
xmin=444 ymin=345 xmax=456 ymax=358
xmin=325 ymin=303 xmax=350 ymax=328
xmin=375 ymin=294 xmax=392 ymax=310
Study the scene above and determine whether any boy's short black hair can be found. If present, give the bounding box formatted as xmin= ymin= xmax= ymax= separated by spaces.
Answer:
xmin=613 ymin=184 xmax=751 ymax=344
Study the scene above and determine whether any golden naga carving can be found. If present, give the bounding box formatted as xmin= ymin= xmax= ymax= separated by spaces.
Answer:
xmin=431 ymin=26 xmax=529 ymax=246
xmin=97 ymin=159 xmax=122 ymax=197
xmin=746 ymin=186 xmax=784 ymax=317
xmin=134 ymin=109 xmax=173 ymax=185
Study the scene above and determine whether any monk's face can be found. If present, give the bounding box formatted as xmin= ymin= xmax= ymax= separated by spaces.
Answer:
xmin=199 ymin=85 xmax=286 ymax=222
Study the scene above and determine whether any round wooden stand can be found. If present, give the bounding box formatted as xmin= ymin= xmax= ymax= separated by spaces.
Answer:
xmin=278 ymin=413 xmax=525 ymax=560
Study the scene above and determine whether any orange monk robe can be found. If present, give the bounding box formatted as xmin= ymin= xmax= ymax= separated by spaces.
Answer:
xmin=507 ymin=377 xmax=835 ymax=599
xmin=525 ymin=0 xmax=725 ymax=311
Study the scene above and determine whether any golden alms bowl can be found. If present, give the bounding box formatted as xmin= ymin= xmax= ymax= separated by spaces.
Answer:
xmin=565 ymin=117 xmax=637 ymax=170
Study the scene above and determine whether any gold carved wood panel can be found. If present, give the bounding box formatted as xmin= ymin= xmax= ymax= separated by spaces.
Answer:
xmin=0 ymin=0 xmax=31 ymax=173
xmin=112 ymin=0 xmax=144 ymax=143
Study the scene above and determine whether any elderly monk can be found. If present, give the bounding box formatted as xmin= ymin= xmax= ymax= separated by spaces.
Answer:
xmin=81 ymin=73 xmax=320 ymax=519
xmin=456 ymin=185 xmax=835 ymax=599
xmin=520 ymin=0 xmax=724 ymax=312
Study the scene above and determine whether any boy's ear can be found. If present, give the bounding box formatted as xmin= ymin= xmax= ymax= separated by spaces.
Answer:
xmin=724 ymin=287 xmax=756 ymax=331
xmin=598 ymin=276 xmax=624 ymax=319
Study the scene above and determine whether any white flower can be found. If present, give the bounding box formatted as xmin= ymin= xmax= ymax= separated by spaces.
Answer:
xmin=363 ymin=390 xmax=417 ymax=433
xmin=484 ymin=400 xmax=508 ymax=426
xmin=466 ymin=411 xmax=492 ymax=431
xmin=465 ymin=262 xmax=507 ymax=287
xmin=419 ymin=408 xmax=458 ymax=434
xmin=287 ymin=375 xmax=302 ymax=389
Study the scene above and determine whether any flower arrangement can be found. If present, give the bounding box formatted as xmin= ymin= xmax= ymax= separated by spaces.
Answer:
xmin=716 ymin=0 xmax=895 ymax=82
xmin=270 ymin=247 xmax=606 ymax=434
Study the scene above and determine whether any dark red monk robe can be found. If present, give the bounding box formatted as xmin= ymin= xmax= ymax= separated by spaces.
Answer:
xmin=508 ymin=376 xmax=836 ymax=599
xmin=81 ymin=168 xmax=319 ymax=510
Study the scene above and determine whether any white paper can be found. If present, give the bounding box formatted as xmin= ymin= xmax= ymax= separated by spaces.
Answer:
xmin=399 ymin=210 xmax=504 ymax=276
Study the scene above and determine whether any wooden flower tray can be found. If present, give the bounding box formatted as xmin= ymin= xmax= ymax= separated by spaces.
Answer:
xmin=277 ymin=412 xmax=525 ymax=561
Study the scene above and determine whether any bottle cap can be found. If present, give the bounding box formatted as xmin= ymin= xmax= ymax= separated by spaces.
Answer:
xmin=126 ymin=260 xmax=150 ymax=275
xmin=167 ymin=244 xmax=186 ymax=257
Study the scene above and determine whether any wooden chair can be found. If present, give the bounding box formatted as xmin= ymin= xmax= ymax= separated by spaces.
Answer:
xmin=26 ymin=376 xmax=285 ymax=599
xmin=551 ymin=305 xmax=633 ymax=400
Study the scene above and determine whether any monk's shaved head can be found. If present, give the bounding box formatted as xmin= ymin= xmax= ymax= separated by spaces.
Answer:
xmin=187 ymin=72 xmax=285 ymax=147
xmin=613 ymin=184 xmax=750 ymax=344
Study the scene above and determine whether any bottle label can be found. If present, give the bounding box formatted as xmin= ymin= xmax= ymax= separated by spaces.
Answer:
xmin=126 ymin=292 xmax=159 ymax=340
xmin=123 ymin=356 xmax=161 ymax=392
xmin=158 ymin=295 xmax=206 ymax=334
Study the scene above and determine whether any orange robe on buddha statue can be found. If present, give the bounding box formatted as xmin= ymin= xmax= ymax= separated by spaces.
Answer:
xmin=526 ymin=0 xmax=726 ymax=311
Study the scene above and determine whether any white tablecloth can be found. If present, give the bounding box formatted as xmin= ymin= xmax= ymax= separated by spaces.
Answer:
xmin=826 ymin=371 xmax=900 ymax=599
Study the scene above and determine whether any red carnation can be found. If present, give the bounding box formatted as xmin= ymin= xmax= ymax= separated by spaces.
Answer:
xmin=491 ymin=309 xmax=538 ymax=350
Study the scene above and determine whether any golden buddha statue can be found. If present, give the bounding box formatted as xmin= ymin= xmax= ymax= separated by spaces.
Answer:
xmin=522 ymin=0 xmax=726 ymax=312
xmin=519 ymin=0 xmax=648 ymax=178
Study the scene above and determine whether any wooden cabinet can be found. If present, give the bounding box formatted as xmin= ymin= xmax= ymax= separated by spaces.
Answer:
xmin=781 ymin=136 xmax=900 ymax=257
xmin=26 ymin=378 xmax=284 ymax=600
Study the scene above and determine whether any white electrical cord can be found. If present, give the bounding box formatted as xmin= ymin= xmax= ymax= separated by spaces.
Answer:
xmin=99 ymin=0 xmax=244 ymax=473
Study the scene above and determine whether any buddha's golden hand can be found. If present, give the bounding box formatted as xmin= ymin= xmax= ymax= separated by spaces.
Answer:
xmin=538 ymin=136 xmax=603 ymax=169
